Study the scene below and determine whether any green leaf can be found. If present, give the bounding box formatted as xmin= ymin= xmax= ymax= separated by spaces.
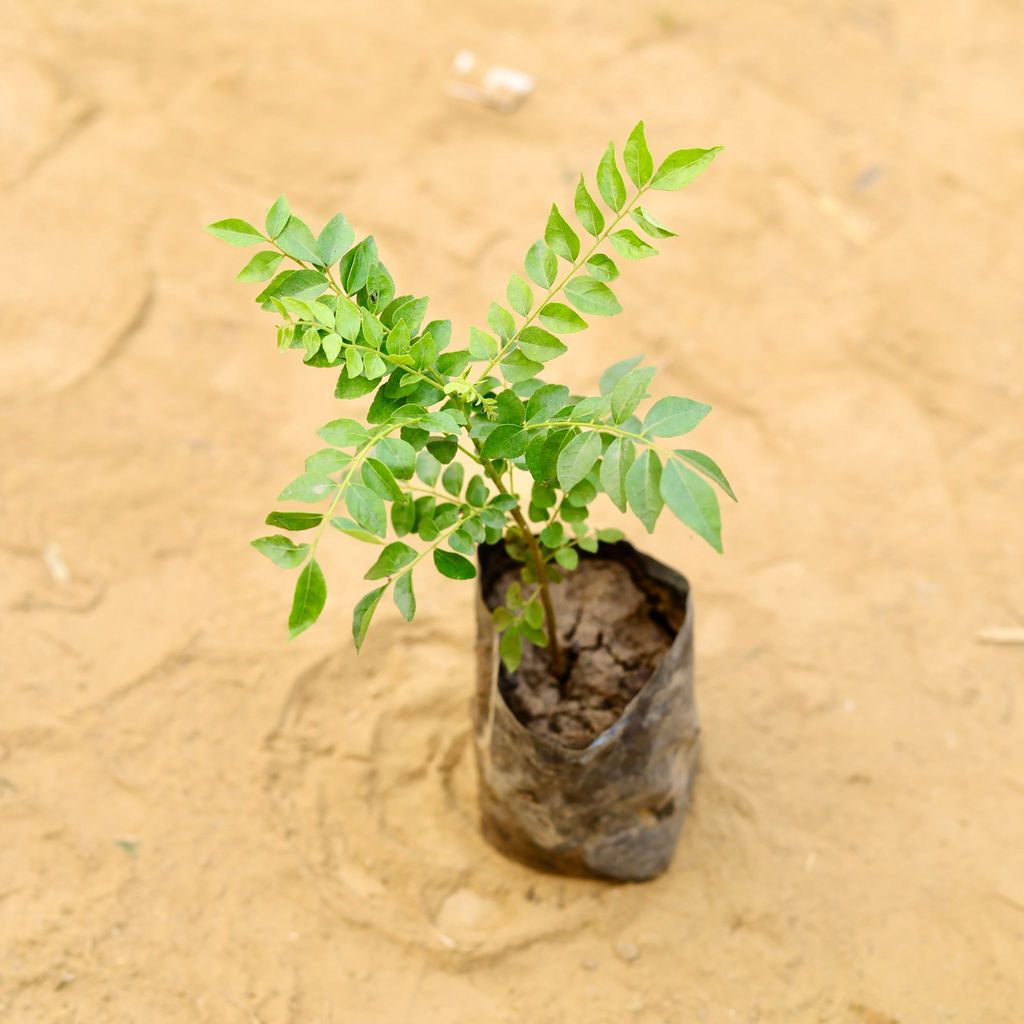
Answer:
xmin=360 ymin=308 xmax=385 ymax=348
xmin=330 ymin=516 xmax=385 ymax=544
xmin=512 ymin=328 xmax=562 ymax=365
xmin=469 ymin=326 xmax=499 ymax=360
xmin=650 ymin=146 xmax=722 ymax=190
xmin=495 ymin=390 xmax=526 ymax=424
xmin=305 ymin=448 xmax=351 ymax=474
xmin=421 ymin=410 xmax=461 ymax=434
xmin=596 ymin=143 xmax=627 ymax=212
xmin=339 ymin=236 xmax=377 ymax=293
xmin=321 ymin=333 xmax=343 ymax=362
xmin=597 ymin=527 xmax=625 ymax=543
xmin=556 ymin=431 xmax=602 ymax=492
xmin=500 ymin=349 xmax=543 ymax=384
xmin=506 ymin=275 xmax=533 ymax=317
xmin=391 ymin=498 xmax=416 ymax=535
xmin=571 ymin=395 xmax=611 ymax=421
xmin=344 ymin=348 xmax=363 ymax=378
xmin=466 ymin=475 xmax=489 ymax=507
xmin=525 ymin=240 xmax=558 ymax=288
xmin=365 ymin=541 xmax=417 ymax=580
xmin=531 ymin=483 xmax=556 ymax=510
xmin=564 ymin=277 xmax=622 ymax=316
xmin=538 ymin=302 xmax=587 ymax=334
xmin=427 ymin=438 xmax=457 ymax=465
xmin=301 ymin=326 xmax=322 ymax=360
xmin=567 ymin=478 xmax=597 ymax=506
xmin=600 ymin=437 xmax=635 ymax=512
xmin=630 ymin=207 xmax=676 ymax=238
xmin=488 ymin=301 xmax=516 ymax=341
xmin=345 ymin=484 xmax=387 ymax=538
xmin=374 ymin=437 xmax=416 ymax=480
xmin=265 ymin=511 xmax=322 ymax=531
xmin=364 ymin=259 xmax=395 ymax=310
xmin=481 ymin=424 xmax=529 ymax=459
xmin=524 ymin=599 xmax=545 ymax=629
xmin=362 ymin=458 xmax=405 ymax=501
xmin=265 ymin=195 xmax=290 ymax=239
xmin=442 ymin=462 xmax=464 ymax=497
xmin=610 ymin=229 xmax=658 ymax=260
xmin=674 ymin=450 xmax=736 ymax=501
xmin=334 ymin=295 xmax=361 ymax=340
xmin=574 ymin=177 xmax=605 ymax=236
xmin=560 ymin=503 xmax=588 ymax=526
xmin=318 ymin=418 xmax=370 ymax=448
xmin=352 ymin=585 xmax=386 ymax=650
xmin=251 ymin=535 xmax=310 ymax=569
xmin=585 ymin=253 xmax=619 ymax=282
xmin=599 ymin=355 xmax=643 ymax=396
xmin=626 ymin=449 xmax=663 ymax=533
xmin=394 ymin=572 xmax=416 ymax=621
xmin=278 ymin=472 xmax=337 ymax=503
xmin=386 ymin=319 xmax=411 ymax=357
xmin=611 ymin=365 xmax=656 ymax=422
xmin=449 ymin=528 xmax=474 ymax=555
xmin=554 ymin=546 xmax=579 ymax=571
xmin=386 ymin=296 xmax=429 ymax=335
xmin=289 ymin=560 xmax=327 ymax=639
xmin=525 ymin=428 xmax=570 ymax=484
xmin=236 ymin=250 xmax=284 ymax=282
xmin=277 ymin=216 xmax=321 ymax=263
xmin=526 ymin=383 xmax=570 ymax=423
xmin=206 ymin=218 xmax=264 ymax=246
xmin=661 ymin=459 xmax=723 ymax=551
xmin=623 ymin=121 xmax=654 ymax=187
xmin=499 ymin=625 xmax=523 ymax=672
xmin=492 ymin=606 xmax=516 ymax=632
xmin=544 ymin=204 xmax=580 ymax=262
xmin=540 ymin=521 xmax=565 ymax=548
xmin=335 ymin=367 xmax=376 ymax=399
xmin=412 ymin=450 xmax=438 ymax=487
xmin=256 ymin=269 xmax=328 ymax=303
xmin=642 ymin=396 xmax=711 ymax=437
xmin=434 ymin=549 xmax=476 ymax=580
xmin=425 ymin=318 xmax=452 ymax=350
xmin=317 ymin=214 xmax=354 ymax=266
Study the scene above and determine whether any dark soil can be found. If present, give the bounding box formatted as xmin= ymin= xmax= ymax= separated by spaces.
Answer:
xmin=491 ymin=556 xmax=678 ymax=749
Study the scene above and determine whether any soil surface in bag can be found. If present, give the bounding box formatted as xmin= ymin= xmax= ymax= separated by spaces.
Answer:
xmin=490 ymin=557 xmax=679 ymax=748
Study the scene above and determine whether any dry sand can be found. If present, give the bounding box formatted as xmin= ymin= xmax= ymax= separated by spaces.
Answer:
xmin=2 ymin=1 xmax=1023 ymax=1021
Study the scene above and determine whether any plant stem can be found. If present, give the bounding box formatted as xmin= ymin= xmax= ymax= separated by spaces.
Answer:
xmin=512 ymin=504 xmax=565 ymax=678
xmin=475 ymin=185 xmax=648 ymax=382
xmin=471 ymin=437 xmax=565 ymax=678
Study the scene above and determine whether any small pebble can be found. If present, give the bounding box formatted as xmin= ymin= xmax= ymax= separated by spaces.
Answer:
xmin=581 ymin=958 xmax=598 ymax=971
xmin=614 ymin=939 xmax=640 ymax=962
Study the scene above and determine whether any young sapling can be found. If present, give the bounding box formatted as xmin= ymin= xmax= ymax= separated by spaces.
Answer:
xmin=208 ymin=123 xmax=734 ymax=677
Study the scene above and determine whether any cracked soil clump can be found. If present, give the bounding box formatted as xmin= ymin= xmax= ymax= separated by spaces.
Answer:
xmin=495 ymin=558 xmax=677 ymax=748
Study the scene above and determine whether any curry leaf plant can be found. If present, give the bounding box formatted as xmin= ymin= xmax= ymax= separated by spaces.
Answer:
xmin=208 ymin=124 xmax=734 ymax=674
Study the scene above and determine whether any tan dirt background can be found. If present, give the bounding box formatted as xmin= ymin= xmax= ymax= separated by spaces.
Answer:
xmin=2 ymin=1 xmax=1023 ymax=1021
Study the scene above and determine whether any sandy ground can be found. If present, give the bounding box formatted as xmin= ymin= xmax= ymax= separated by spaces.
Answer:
xmin=2 ymin=1 xmax=1023 ymax=1021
